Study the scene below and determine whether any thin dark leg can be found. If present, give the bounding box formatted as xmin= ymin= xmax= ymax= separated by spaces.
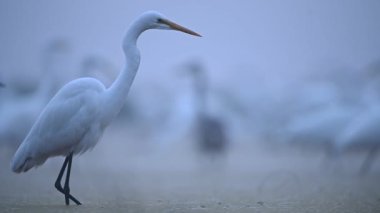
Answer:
xmin=359 ymin=147 xmax=378 ymax=175
xmin=55 ymin=153 xmax=82 ymax=205
xmin=55 ymin=156 xmax=69 ymax=192
xmin=64 ymin=153 xmax=72 ymax=205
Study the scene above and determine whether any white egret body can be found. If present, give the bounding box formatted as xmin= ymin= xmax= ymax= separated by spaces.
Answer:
xmin=11 ymin=11 xmax=200 ymax=205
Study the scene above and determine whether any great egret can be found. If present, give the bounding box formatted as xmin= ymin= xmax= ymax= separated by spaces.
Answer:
xmin=80 ymin=55 xmax=138 ymax=124
xmin=335 ymin=105 xmax=380 ymax=174
xmin=335 ymin=84 xmax=380 ymax=174
xmin=185 ymin=62 xmax=228 ymax=159
xmin=11 ymin=11 xmax=200 ymax=205
xmin=282 ymin=101 xmax=358 ymax=151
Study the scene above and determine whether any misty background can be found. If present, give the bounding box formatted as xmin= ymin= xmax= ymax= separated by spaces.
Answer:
xmin=1 ymin=0 xmax=380 ymax=211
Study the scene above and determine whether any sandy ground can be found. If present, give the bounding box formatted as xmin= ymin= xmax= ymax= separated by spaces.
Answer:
xmin=1 ymin=125 xmax=380 ymax=213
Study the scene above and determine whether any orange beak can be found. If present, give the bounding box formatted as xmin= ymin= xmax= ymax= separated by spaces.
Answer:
xmin=159 ymin=19 xmax=202 ymax=37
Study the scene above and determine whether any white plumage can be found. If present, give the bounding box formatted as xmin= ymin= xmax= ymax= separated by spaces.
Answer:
xmin=12 ymin=78 xmax=106 ymax=172
xmin=334 ymin=87 xmax=380 ymax=173
xmin=10 ymin=11 xmax=200 ymax=205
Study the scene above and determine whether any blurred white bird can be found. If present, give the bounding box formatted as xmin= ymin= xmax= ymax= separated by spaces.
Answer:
xmin=335 ymin=81 xmax=380 ymax=174
xmin=11 ymin=11 xmax=200 ymax=205
xmin=282 ymin=100 xmax=359 ymax=154
xmin=184 ymin=61 xmax=229 ymax=159
xmin=278 ymin=81 xmax=362 ymax=171
xmin=80 ymin=55 xmax=118 ymax=87
xmin=281 ymin=68 xmax=380 ymax=174
xmin=0 ymin=40 xmax=71 ymax=150
xmin=280 ymin=83 xmax=343 ymax=144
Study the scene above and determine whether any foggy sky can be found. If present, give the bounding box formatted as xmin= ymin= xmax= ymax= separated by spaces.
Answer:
xmin=0 ymin=0 xmax=379 ymax=101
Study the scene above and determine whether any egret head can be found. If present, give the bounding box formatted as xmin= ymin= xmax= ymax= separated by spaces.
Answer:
xmin=137 ymin=11 xmax=201 ymax=37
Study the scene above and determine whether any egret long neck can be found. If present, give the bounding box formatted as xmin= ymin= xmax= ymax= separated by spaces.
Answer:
xmin=105 ymin=22 xmax=143 ymax=121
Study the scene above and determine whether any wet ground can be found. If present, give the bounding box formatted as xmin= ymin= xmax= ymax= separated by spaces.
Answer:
xmin=1 ymin=126 xmax=380 ymax=213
